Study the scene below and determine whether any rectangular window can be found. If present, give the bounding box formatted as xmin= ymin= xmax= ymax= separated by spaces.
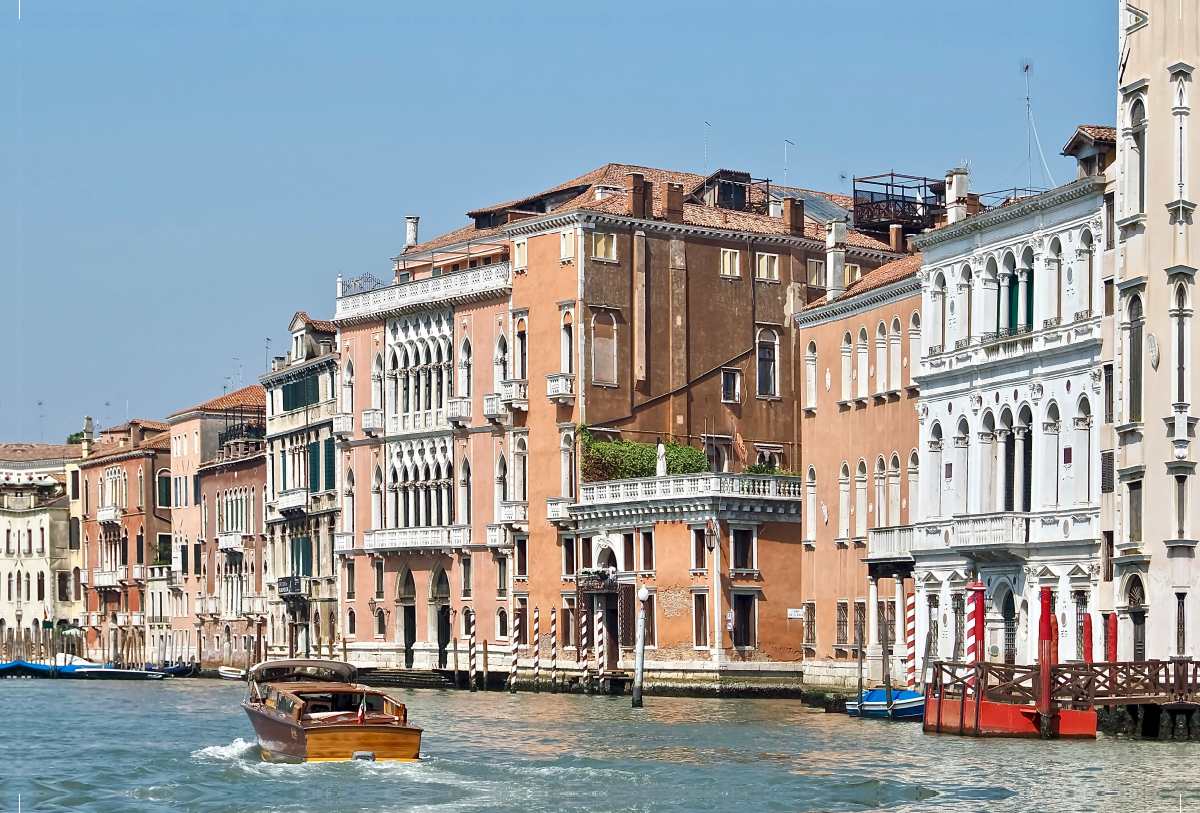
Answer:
xmin=836 ymin=600 xmax=849 ymax=646
xmin=309 ymin=441 xmax=321 ymax=493
xmin=193 ymin=476 xmax=201 ymax=506
xmin=580 ymin=537 xmax=592 ymax=569
xmin=804 ymin=601 xmax=816 ymax=647
xmin=157 ymin=534 xmax=171 ymax=565
xmin=462 ymin=556 xmax=472 ymax=598
xmin=641 ymin=531 xmax=654 ymax=572
xmin=593 ymin=233 xmax=615 ymax=261
xmin=1101 ymin=451 xmax=1115 ymax=493
xmin=1104 ymin=280 xmax=1114 ymax=315
xmin=693 ymin=593 xmax=709 ymax=647
xmin=374 ymin=560 xmax=384 ymax=599
xmin=720 ymin=248 xmax=740 ymax=277
xmin=732 ymin=529 xmax=754 ymax=570
xmin=514 ymin=241 xmax=527 ymax=268
xmin=563 ymin=538 xmax=576 ymax=576
xmin=515 ymin=537 xmax=528 ymax=577
xmin=623 ymin=533 xmax=635 ymax=572
xmin=844 ymin=264 xmax=861 ymax=286
xmin=560 ymin=231 xmax=573 ymax=259
xmin=1178 ymin=475 xmax=1189 ymax=539
xmin=1104 ymin=192 xmax=1115 ymax=250
xmin=721 ymin=370 xmax=741 ymax=403
xmin=755 ymin=253 xmax=778 ymax=280
xmin=1103 ymin=364 xmax=1114 ymax=423
xmin=497 ymin=556 xmax=508 ymax=597
xmin=193 ymin=543 xmax=201 ymax=576
xmin=1129 ymin=480 xmax=1143 ymax=542
xmin=693 ymin=528 xmax=707 ymax=570
xmin=807 ymin=259 xmax=826 ymax=287
xmin=561 ymin=598 xmax=576 ymax=647
xmin=854 ymin=601 xmax=867 ymax=648
xmin=324 ymin=437 xmax=335 ymax=491
xmin=757 ymin=337 xmax=776 ymax=396
xmin=346 ymin=562 xmax=355 ymax=599
xmin=70 ymin=470 xmax=79 ymax=500
xmin=1077 ymin=591 xmax=1090 ymax=661
xmin=1178 ymin=593 xmax=1188 ymax=656
xmin=1103 ymin=531 xmax=1114 ymax=582
xmin=733 ymin=593 xmax=756 ymax=648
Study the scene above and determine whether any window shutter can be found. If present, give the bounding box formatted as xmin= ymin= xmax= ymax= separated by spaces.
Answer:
xmin=307 ymin=375 xmax=319 ymax=406
xmin=158 ymin=476 xmax=170 ymax=508
xmin=193 ymin=476 xmax=201 ymax=506
xmin=324 ymin=437 xmax=335 ymax=491
xmin=618 ymin=582 xmax=636 ymax=647
xmin=1101 ymin=451 xmax=1114 ymax=494
xmin=309 ymin=442 xmax=320 ymax=493
xmin=280 ymin=453 xmax=287 ymax=491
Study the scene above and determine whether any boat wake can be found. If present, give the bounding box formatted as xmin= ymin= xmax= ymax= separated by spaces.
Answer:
xmin=191 ymin=738 xmax=259 ymax=763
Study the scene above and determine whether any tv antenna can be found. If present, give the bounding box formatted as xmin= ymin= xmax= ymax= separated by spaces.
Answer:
xmin=1023 ymin=62 xmax=1056 ymax=189
xmin=704 ymin=121 xmax=711 ymax=174
xmin=784 ymin=139 xmax=794 ymax=187
xmin=37 ymin=400 xmax=43 ymax=442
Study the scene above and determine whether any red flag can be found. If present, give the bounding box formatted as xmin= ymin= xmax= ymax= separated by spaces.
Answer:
xmin=358 ymin=693 xmax=366 ymax=725
xmin=733 ymin=422 xmax=747 ymax=464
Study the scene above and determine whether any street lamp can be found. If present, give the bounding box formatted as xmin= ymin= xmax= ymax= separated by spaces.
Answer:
xmin=633 ymin=585 xmax=649 ymax=708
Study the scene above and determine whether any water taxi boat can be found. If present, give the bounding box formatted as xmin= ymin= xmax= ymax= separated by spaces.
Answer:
xmin=241 ymin=659 xmax=422 ymax=763
xmin=218 ymin=666 xmax=247 ymax=681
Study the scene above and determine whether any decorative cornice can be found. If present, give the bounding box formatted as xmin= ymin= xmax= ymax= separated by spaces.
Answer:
xmin=260 ymin=354 xmax=338 ymax=386
xmin=910 ymin=177 xmax=1106 ymax=251
xmin=794 ymin=277 xmax=921 ymax=328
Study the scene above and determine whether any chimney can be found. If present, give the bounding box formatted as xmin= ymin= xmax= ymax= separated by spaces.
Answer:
xmin=825 ymin=218 xmax=847 ymax=300
xmin=642 ymin=179 xmax=655 ymax=219
xmin=405 ymin=215 xmax=420 ymax=250
xmin=783 ymin=197 xmax=805 ymax=236
xmin=81 ymin=416 xmax=94 ymax=459
xmin=664 ymin=183 xmax=684 ymax=223
xmin=945 ymin=168 xmax=969 ymax=224
xmin=889 ymin=223 xmax=905 ymax=253
xmin=319 ymin=339 xmax=333 ymax=356
xmin=625 ymin=173 xmax=645 ymax=218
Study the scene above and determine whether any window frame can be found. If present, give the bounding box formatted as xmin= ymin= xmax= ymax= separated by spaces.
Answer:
xmin=592 ymin=232 xmax=617 ymax=262
xmin=513 ymin=240 xmax=528 ymax=269
xmin=730 ymin=525 xmax=758 ymax=572
xmin=720 ymin=248 xmax=741 ymax=278
xmin=720 ymin=368 xmax=741 ymax=404
xmin=756 ymin=328 xmax=779 ymax=398
xmin=559 ymin=230 xmax=574 ymax=260
xmin=755 ymin=252 xmax=779 ymax=281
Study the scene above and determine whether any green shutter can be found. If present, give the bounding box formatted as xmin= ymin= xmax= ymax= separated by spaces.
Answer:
xmin=308 ymin=375 xmax=319 ymax=406
xmin=280 ymin=453 xmax=287 ymax=491
xmin=309 ymin=442 xmax=320 ymax=493
xmin=324 ymin=437 xmax=335 ymax=491
xmin=158 ymin=476 xmax=170 ymax=508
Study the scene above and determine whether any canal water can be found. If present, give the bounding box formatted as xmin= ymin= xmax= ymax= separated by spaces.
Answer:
xmin=1 ymin=679 xmax=1194 ymax=812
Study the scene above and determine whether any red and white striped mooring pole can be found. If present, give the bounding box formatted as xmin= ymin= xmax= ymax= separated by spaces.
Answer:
xmin=579 ymin=605 xmax=589 ymax=689
xmin=965 ymin=582 xmax=985 ymax=686
xmin=905 ymin=592 xmax=916 ymax=689
xmin=532 ymin=606 xmax=541 ymax=692
xmin=509 ymin=610 xmax=520 ymax=693
xmin=550 ymin=607 xmax=558 ymax=693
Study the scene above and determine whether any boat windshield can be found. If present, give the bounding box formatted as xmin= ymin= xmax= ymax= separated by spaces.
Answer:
xmin=248 ymin=659 xmax=356 ymax=685
xmin=296 ymin=692 xmax=385 ymax=717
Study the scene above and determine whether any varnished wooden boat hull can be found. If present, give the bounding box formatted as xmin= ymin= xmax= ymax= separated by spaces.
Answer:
xmin=243 ymin=703 xmax=422 ymax=763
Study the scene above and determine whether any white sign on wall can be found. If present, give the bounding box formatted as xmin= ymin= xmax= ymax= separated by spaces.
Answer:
xmin=787 ymin=608 xmax=804 ymax=619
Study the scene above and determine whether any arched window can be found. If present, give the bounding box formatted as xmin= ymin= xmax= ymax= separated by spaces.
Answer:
xmin=757 ymin=328 xmax=778 ymax=397
xmin=1048 ymin=238 xmax=1063 ymax=322
xmin=515 ymin=318 xmax=529 ymax=380
xmin=840 ymin=332 xmax=853 ymax=400
xmin=933 ymin=273 xmax=947 ymax=350
xmin=399 ymin=349 xmax=411 ymax=415
xmin=387 ymin=467 xmax=400 ymax=528
xmin=460 ymin=459 xmax=472 ymax=525
xmin=873 ymin=456 xmax=887 ymax=528
xmin=376 ymin=609 xmax=386 ymax=637
xmin=371 ymin=467 xmax=383 ymax=530
xmin=954 ymin=418 xmax=970 ymax=515
xmin=494 ymin=334 xmax=509 ymax=391
xmin=371 ymin=353 xmax=384 ymax=411
xmin=459 ymin=338 xmax=473 ymax=396
xmin=561 ymin=432 xmax=576 ymax=498
xmin=1080 ymin=230 xmax=1094 ymax=316
xmin=1000 ymin=252 xmax=1018 ymax=331
xmin=591 ymin=312 xmax=616 ymax=384
xmin=343 ymin=359 xmax=355 ymax=414
xmin=804 ymin=467 xmax=817 ymax=541
xmin=37 ymin=572 xmax=44 ymax=601
xmin=908 ymin=313 xmax=921 ymax=387
xmin=514 ymin=438 xmax=529 ymax=502
xmin=887 ymin=454 xmax=901 ymax=526
xmin=73 ymin=566 xmax=82 ymax=601
xmin=343 ymin=469 xmax=355 ymax=535
xmin=854 ymin=459 xmax=868 ymax=537
xmin=961 ymin=265 xmax=974 ymax=342
xmin=388 ymin=350 xmax=401 ymax=414
xmin=875 ymin=322 xmax=887 ymax=394
xmin=804 ymin=341 xmax=817 ymax=408
xmin=889 ymin=318 xmax=902 ymax=392
xmin=422 ymin=345 xmax=434 ymax=411
xmin=1129 ymin=294 xmax=1144 ymax=422
xmin=1020 ymin=247 xmax=1036 ymax=329
xmin=1130 ymin=99 xmax=1147 ymax=215
xmin=435 ymin=343 xmax=446 ymax=408
xmin=1075 ymin=398 xmax=1092 ymax=505
xmin=929 ymin=423 xmax=944 ymax=518
xmin=1176 ymin=285 xmax=1189 ymax=404
xmin=838 ymin=463 xmax=850 ymax=539
xmin=496 ymin=455 xmax=508 ymax=516
xmin=855 ymin=327 xmax=869 ymax=398
xmin=1045 ymin=403 xmax=1061 ymax=508
xmin=561 ymin=311 xmax=575 ymax=374
xmin=498 ymin=608 xmax=509 ymax=639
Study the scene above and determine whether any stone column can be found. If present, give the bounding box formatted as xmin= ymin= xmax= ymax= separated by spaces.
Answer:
xmin=1017 ymin=270 xmax=1030 ymax=329
xmin=995 ymin=430 xmax=1010 ymax=512
xmin=893 ymin=576 xmax=906 ymax=684
xmin=1014 ymin=427 xmax=1028 ymax=513
xmin=999 ymin=272 xmax=1012 ymax=331
xmin=867 ymin=576 xmax=882 ymax=680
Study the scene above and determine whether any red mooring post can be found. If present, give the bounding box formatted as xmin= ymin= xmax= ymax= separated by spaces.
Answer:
xmin=1082 ymin=612 xmax=1094 ymax=663
xmin=1037 ymin=587 xmax=1053 ymax=720
xmin=1107 ymin=612 xmax=1118 ymax=661
xmin=1050 ymin=609 xmax=1059 ymax=665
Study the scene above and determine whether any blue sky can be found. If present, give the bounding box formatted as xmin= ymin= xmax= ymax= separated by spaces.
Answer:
xmin=0 ymin=1 xmax=1116 ymax=443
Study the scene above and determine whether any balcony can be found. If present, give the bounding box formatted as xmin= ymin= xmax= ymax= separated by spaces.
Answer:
xmin=868 ymin=512 xmax=1032 ymax=564
xmin=334 ymin=532 xmax=355 ymax=553
xmin=546 ymin=497 xmax=574 ymax=526
xmin=501 ymin=379 xmax=529 ymax=411
xmin=3 ymin=494 xmax=34 ymax=511
xmin=147 ymin=565 xmax=169 ymax=581
xmin=131 ymin=611 xmax=145 ymax=627
xmin=486 ymin=524 xmax=506 ymax=548
xmin=546 ymin=373 xmax=576 ymax=406
xmin=277 ymin=488 xmax=309 ymax=514
xmin=167 ymin=569 xmax=182 ymax=586
xmin=448 ymin=526 xmax=472 ymax=547
xmin=361 ymin=408 xmax=385 ymax=436
xmin=116 ymin=612 xmax=130 ymax=627
xmin=576 ymin=473 xmax=803 ymax=505
xmin=92 ymin=569 xmax=119 ymax=589
xmin=218 ymin=531 xmax=244 ymax=552
xmin=447 ymin=397 xmax=472 ymax=426
xmin=571 ymin=473 xmax=804 ymax=528
xmin=483 ymin=394 xmax=505 ymax=422
xmin=332 ymin=412 xmax=355 ymax=438
xmin=866 ymin=525 xmax=918 ymax=561
xmin=97 ymin=505 xmax=123 ymax=526
xmin=952 ymin=512 xmax=1029 ymax=553
xmin=335 ymin=260 xmax=514 ymax=323
xmin=276 ymin=576 xmax=308 ymax=597
xmin=88 ymin=611 xmax=101 ymax=627
xmin=119 ymin=564 xmax=147 ymax=582
xmin=363 ymin=526 xmax=458 ymax=552
xmin=241 ymin=594 xmax=267 ymax=617
xmin=500 ymin=500 xmax=529 ymax=529
xmin=78 ymin=568 xmax=89 ymax=585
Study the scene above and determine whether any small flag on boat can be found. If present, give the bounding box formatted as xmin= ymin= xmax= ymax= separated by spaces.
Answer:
xmin=358 ymin=692 xmax=366 ymax=725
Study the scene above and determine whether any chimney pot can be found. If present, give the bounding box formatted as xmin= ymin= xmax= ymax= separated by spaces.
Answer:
xmin=664 ymin=183 xmax=684 ymax=222
xmin=889 ymin=224 xmax=904 ymax=253
xmin=642 ymin=179 xmax=655 ymax=219
xmin=405 ymin=215 xmax=420 ymax=249
xmin=625 ymin=173 xmax=645 ymax=219
xmin=825 ymin=218 xmax=848 ymax=301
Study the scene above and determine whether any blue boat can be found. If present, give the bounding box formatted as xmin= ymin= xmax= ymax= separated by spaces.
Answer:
xmin=0 ymin=660 xmax=163 ymax=680
xmin=846 ymin=688 xmax=925 ymax=721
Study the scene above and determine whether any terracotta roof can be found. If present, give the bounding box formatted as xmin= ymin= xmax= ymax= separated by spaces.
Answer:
xmin=83 ymin=433 xmax=170 ymax=464
xmin=171 ymin=386 xmax=266 ymax=418
xmin=802 ymin=253 xmax=923 ymax=311
xmin=401 ymin=222 xmax=507 ymax=257
xmin=1062 ymin=124 xmax=1117 ymax=155
xmin=578 ymin=191 xmax=891 ymax=250
xmin=143 ymin=434 xmax=172 ymax=451
xmin=0 ymin=444 xmax=81 ymax=463
xmin=295 ymin=311 xmax=336 ymax=334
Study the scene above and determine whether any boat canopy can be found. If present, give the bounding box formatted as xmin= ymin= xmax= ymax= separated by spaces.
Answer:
xmin=248 ymin=659 xmax=357 ymax=685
